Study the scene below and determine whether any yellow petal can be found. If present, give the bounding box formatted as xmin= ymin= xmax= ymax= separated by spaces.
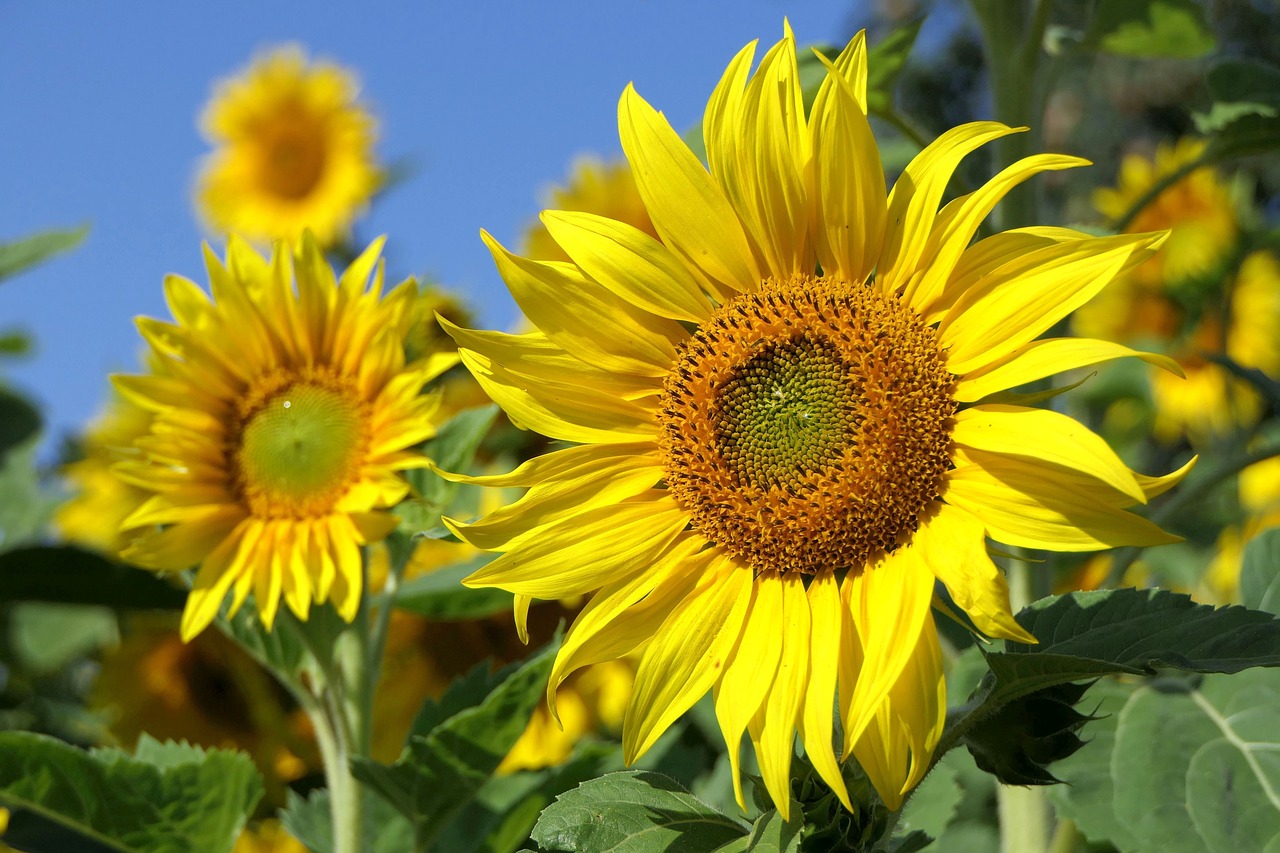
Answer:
xmin=808 ymin=49 xmax=886 ymax=286
xmin=619 ymin=84 xmax=759 ymax=299
xmin=956 ymin=337 xmax=1185 ymax=402
xmin=457 ymin=495 xmax=689 ymax=598
xmin=914 ymin=505 xmax=1036 ymax=643
xmin=877 ymin=122 xmax=1022 ymax=294
xmin=940 ymin=232 xmax=1166 ymax=375
xmin=842 ymin=544 xmax=935 ymax=754
xmin=945 ymin=454 xmax=1181 ymax=551
xmin=482 ymin=231 xmax=683 ymax=376
xmin=715 ymin=573 xmax=783 ymax=811
xmin=906 ymin=154 xmax=1089 ymax=314
xmin=541 ymin=210 xmax=714 ymax=322
xmin=179 ymin=519 xmax=255 ymax=641
xmin=798 ymin=569 xmax=853 ymax=811
xmin=749 ymin=572 xmax=810 ymax=822
xmin=953 ymin=405 xmax=1145 ymax=503
xmin=432 ymin=441 xmax=657 ymax=489
xmin=623 ymin=554 xmax=753 ymax=763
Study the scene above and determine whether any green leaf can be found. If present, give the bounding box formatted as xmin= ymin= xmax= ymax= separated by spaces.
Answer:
xmin=0 ymin=331 xmax=31 ymax=355
xmin=0 ymin=226 xmax=88 ymax=283
xmin=865 ymin=20 xmax=924 ymax=114
xmin=10 ymin=602 xmax=117 ymax=674
xmin=0 ymin=386 xmax=41 ymax=459
xmin=279 ymin=788 xmax=413 ymax=853
xmin=741 ymin=803 xmax=803 ymax=852
xmin=1051 ymin=668 xmax=1280 ymax=852
xmin=1241 ymin=528 xmax=1280 ymax=616
xmin=0 ymin=439 xmax=55 ymax=545
xmin=531 ymin=770 xmax=748 ymax=852
xmin=0 ymin=545 xmax=187 ymax=609
xmin=898 ymin=749 xmax=964 ymax=840
xmin=888 ymin=830 xmax=933 ymax=853
xmin=944 ymin=589 xmax=1280 ymax=778
xmin=397 ymin=404 xmax=499 ymax=535
xmin=216 ymin=602 xmax=309 ymax=680
xmin=392 ymin=554 xmax=513 ymax=619
xmin=1086 ymin=0 xmax=1216 ymax=59
xmin=353 ymin=637 xmax=559 ymax=848
xmin=0 ymin=732 xmax=261 ymax=853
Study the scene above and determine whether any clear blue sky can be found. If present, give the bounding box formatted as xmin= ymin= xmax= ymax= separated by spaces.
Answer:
xmin=0 ymin=2 xmax=866 ymax=447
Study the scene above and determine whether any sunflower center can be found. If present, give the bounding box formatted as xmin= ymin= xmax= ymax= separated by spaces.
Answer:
xmin=658 ymin=276 xmax=956 ymax=576
xmin=234 ymin=381 xmax=368 ymax=517
xmin=258 ymin=108 xmax=327 ymax=199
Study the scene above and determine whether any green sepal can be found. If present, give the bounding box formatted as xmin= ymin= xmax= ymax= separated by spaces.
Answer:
xmin=962 ymin=681 xmax=1095 ymax=785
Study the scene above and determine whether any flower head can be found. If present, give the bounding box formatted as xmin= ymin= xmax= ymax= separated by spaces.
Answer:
xmin=445 ymin=28 xmax=1185 ymax=815
xmin=115 ymin=236 xmax=456 ymax=640
xmin=195 ymin=46 xmax=381 ymax=246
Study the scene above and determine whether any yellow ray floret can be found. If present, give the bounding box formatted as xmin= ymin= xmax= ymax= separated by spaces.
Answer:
xmin=445 ymin=27 xmax=1188 ymax=818
xmin=115 ymin=235 xmax=456 ymax=641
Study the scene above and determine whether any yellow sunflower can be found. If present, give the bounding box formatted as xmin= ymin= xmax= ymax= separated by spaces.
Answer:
xmin=114 ymin=236 xmax=456 ymax=641
xmin=195 ymin=46 xmax=381 ymax=246
xmin=441 ymin=28 xmax=1187 ymax=815
xmin=56 ymin=393 xmax=154 ymax=553
xmin=522 ymin=157 xmax=657 ymax=263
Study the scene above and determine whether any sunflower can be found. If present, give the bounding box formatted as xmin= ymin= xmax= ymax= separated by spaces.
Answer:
xmin=114 ymin=236 xmax=456 ymax=641
xmin=521 ymin=156 xmax=657 ymax=263
xmin=56 ymin=392 xmax=155 ymax=553
xmin=195 ymin=46 xmax=381 ymax=246
xmin=441 ymin=28 xmax=1187 ymax=815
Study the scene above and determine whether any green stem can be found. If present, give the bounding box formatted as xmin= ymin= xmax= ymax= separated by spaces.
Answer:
xmin=1104 ymin=441 xmax=1280 ymax=587
xmin=872 ymin=105 xmax=932 ymax=153
xmin=999 ymin=784 xmax=1053 ymax=853
xmin=1049 ymin=818 xmax=1081 ymax=853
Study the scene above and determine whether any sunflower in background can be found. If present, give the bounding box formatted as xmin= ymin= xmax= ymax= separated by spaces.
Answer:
xmin=233 ymin=819 xmax=308 ymax=853
xmin=1073 ymin=138 xmax=1273 ymax=443
xmin=195 ymin=46 xmax=381 ymax=247
xmin=521 ymin=157 xmax=657 ymax=263
xmin=113 ymin=236 xmax=456 ymax=640
xmin=444 ymin=27 xmax=1184 ymax=814
xmin=54 ymin=392 xmax=154 ymax=553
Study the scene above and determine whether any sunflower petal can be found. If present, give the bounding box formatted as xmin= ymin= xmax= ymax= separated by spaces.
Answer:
xmin=956 ymin=337 xmax=1184 ymax=402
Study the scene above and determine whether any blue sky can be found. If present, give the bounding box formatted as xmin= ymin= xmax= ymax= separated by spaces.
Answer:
xmin=0 ymin=2 xmax=863 ymax=447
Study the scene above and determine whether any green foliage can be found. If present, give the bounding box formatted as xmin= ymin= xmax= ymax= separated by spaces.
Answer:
xmin=0 ymin=732 xmax=261 ymax=853
xmin=0 ymin=545 xmax=186 ymax=609
xmin=530 ymin=770 xmax=749 ymax=852
xmin=0 ymin=387 xmax=41 ymax=460
xmin=946 ymin=589 xmax=1280 ymax=789
xmin=864 ymin=20 xmax=923 ymax=114
xmin=1198 ymin=58 xmax=1280 ymax=156
xmin=1085 ymin=0 xmax=1217 ymax=59
xmin=397 ymin=404 xmax=499 ymax=536
xmin=353 ymin=637 xmax=558 ymax=849
xmin=0 ymin=226 xmax=88 ymax=284
xmin=897 ymin=750 xmax=964 ymax=841
xmin=1241 ymin=528 xmax=1280 ymax=615
xmin=9 ymin=602 xmax=116 ymax=674
xmin=962 ymin=681 xmax=1093 ymax=785
xmin=280 ymin=788 xmax=413 ymax=853
xmin=1050 ymin=668 xmax=1280 ymax=852
xmin=393 ymin=554 xmax=513 ymax=619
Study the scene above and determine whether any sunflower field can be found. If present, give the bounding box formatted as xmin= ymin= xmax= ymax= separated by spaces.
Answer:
xmin=3 ymin=2 xmax=1280 ymax=852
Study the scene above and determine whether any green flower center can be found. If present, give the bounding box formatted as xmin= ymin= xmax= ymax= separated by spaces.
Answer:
xmin=658 ymin=276 xmax=956 ymax=576
xmin=235 ymin=382 xmax=367 ymax=516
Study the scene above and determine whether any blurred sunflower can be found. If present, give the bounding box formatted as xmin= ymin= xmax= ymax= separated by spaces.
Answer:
xmin=368 ymin=533 xmax=633 ymax=768
xmin=195 ymin=46 xmax=381 ymax=246
xmin=55 ymin=393 xmax=154 ymax=553
xmin=521 ymin=157 xmax=657 ymax=263
xmin=443 ymin=28 xmax=1185 ymax=814
xmin=234 ymin=819 xmax=308 ymax=853
xmin=1205 ymin=452 xmax=1280 ymax=602
xmin=114 ymin=236 xmax=456 ymax=640
xmin=93 ymin=617 xmax=314 ymax=805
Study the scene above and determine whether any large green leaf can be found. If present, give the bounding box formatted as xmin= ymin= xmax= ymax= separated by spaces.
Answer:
xmin=0 ymin=545 xmax=186 ymax=609
xmin=1197 ymin=59 xmax=1280 ymax=153
xmin=0 ymin=226 xmax=88 ymax=283
xmin=1241 ymin=528 xmax=1280 ymax=616
xmin=353 ymin=637 xmax=558 ymax=848
xmin=897 ymin=749 xmax=963 ymax=841
xmin=530 ymin=770 xmax=748 ymax=853
xmin=1050 ymin=668 xmax=1280 ymax=852
xmin=946 ymin=589 xmax=1280 ymax=784
xmin=1085 ymin=0 xmax=1216 ymax=58
xmin=0 ymin=732 xmax=261 ymax=853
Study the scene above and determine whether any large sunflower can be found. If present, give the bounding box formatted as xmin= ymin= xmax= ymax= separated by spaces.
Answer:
xmin=444 ymin=29 xmax=1187 ymax=814
xmin=195 ymin=46 xmax=381 ymax=246
xmin=115 ymin=236 xmax=456 ymax=641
